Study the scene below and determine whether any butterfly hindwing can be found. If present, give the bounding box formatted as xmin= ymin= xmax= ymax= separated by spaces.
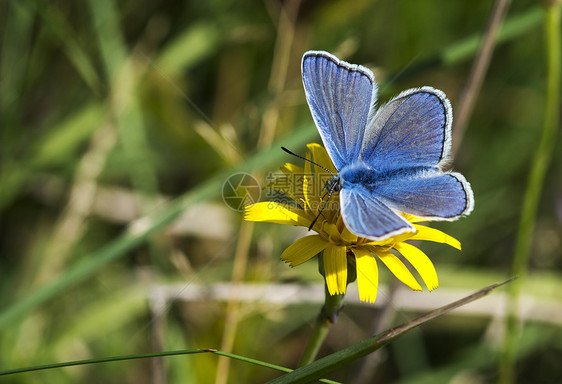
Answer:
xmin=360 ymin=87 xmax=452 ymax=171
xmin=340 ymin=188 xmax=415 ymax=240
xmin=372 ymin=169 xmax=474 ymax=220
xmin=302 ymin=51 xmax=377 ymax=170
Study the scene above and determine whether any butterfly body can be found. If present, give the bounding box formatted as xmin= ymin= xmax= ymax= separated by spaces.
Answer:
xmin=302 ymin=50 xmax=474 ymax=241
xmin=338 ymin=163 xmax=434 ymax=188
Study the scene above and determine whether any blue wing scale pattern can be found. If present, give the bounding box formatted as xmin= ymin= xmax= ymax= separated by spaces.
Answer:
xmin=361 ymin=88 xmax=452 ymax=170
xmin=340 ymin=189 xmax=414 ymax=240
xmin=301 ymin=51 xmax=474 ymax=241
xmin=302 ymin=51 xmax=377 ymax=169
xmin=373 ymin=170 xmax=473 ymax=219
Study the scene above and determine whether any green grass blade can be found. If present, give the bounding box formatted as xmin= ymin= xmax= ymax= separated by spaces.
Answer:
xmin=266 ymin=278 xmax=515 ymax=384
xmin=500 ymin=3 xmax=561 ymax=383
xmin=0 ymin=2 xmax=33 ymax=145
xmin=394 ymin=5 xmax=543 ymax=81
xmin=86 ymin=0 xmax=127 ymax=81
xmin=0 ymin=102 xmax=104 ymax=211
xmin=0 ymin=349 xmax=214 ymax=376
xmin=0 ymin=125 xmax=316 ymax=330
xmin=401 ymin=324 xmax=558 ymax=384
xmin=24 ymin=0 xmax=102 ymax=93
xmin=88 ymin=0 xmax=159 ymax=199
xmin=212 ymin=351 xmax=340 ymax=384
xmin=156 ymin=22 xmax=221 ymax=76
xmin=442 ymin=5 xmax=543 ymax=65
xmin=0 ymin=348 xmax=340 ymax=383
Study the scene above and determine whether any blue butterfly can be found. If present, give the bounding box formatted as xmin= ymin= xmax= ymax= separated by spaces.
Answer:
xmin=301 ymin=50 xmax=474 ymax=241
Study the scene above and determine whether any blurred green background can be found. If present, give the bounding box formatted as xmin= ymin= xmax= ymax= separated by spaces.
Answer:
xmin=0 ymin=0 xmax=561 ymax=383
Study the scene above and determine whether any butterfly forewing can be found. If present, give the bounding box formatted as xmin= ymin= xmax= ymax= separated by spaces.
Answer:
xmin=360 ymin=87 xmax=452 ymax=171
xmin=302 ymin=51 xmax=377 ymax=170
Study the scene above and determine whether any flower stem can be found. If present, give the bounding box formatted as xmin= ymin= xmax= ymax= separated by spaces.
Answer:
xmin=499 ymin=3 xmax=561 ymax=383
xmin=298 ymin=284 xmax=345 ymax=367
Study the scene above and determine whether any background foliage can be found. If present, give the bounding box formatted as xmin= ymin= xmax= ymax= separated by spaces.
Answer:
xmin=0 ymin=0 xmax=560 ymax=383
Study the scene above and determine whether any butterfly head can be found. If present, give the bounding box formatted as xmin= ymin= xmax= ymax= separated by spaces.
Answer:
xmin=325 ymin=175 xmax=343 ymax=194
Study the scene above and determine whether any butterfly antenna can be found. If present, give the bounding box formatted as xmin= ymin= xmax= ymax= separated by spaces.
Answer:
xmin=281 ymin=146 xmax=340 ymax=231
xmin=308 ymin=181 xmax=338 ymax=231
xmin=280 ymin=147 xmax=336 ymax=176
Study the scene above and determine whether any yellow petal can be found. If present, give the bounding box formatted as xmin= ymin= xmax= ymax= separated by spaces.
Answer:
xmin=281 ymin=163 xmax=303 ymax=175
xmin=323 ymin=245 xmax=347 ymax=295
xmin=394 ymin=242 xmax=439 ymax=291
xmin=372 ymin=249 xmax=422 ymax=291
xmin=281 ymin=235 xmax=328 ymax=267
xmin=340 ymin=225 xmax=358 ymax=244
xmin=362 ymin=228 xmax=417 ymax=247
xmin=321 ymin=222 xmax=342 ymax=242
xmin=307 ymin=143 xmax=337 ymax=174
xmin=387 ymin=229 xmax=417 ymax=244
xmin=303 ymin=153 xmax=314 ymax=208
xmin=277 ymin=164 xmax=306 ymax=200
xmin=309 ymin=144 xmax=336 ymax=199
xmin=245 ymin=202 xmax=310 ymax=227
xmin=411 ymin=225 xmax=461 ymax=250
xmin=352 ymin=248 xmax=378 ymax=303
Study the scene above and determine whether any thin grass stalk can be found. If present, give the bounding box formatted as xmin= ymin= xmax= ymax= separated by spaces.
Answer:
xmin=216 ymin=2 xmax=301 ymax=382
xmin=499 ymin=3 xmax=561 ymax=383
xmin=31 ymin=0 xmax=132 ymax=281
xmin=0 ymin=348 xmax=340 ymax=383
xmin=0 ymin=349 xmax=329 ymax=383
xmin=258 ymin=0 xmax=301 ymax=149
xmin=215 ymin=221 xmax=254 ymax=384
xmin=453 ymin=0 xmax=512 ymax=152
xmin=34 ymin=122 xmax=117 ymax=285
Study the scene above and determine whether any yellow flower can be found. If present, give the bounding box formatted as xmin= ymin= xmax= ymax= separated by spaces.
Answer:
xmin=245 ymin=143 xmax=461 ymax=303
